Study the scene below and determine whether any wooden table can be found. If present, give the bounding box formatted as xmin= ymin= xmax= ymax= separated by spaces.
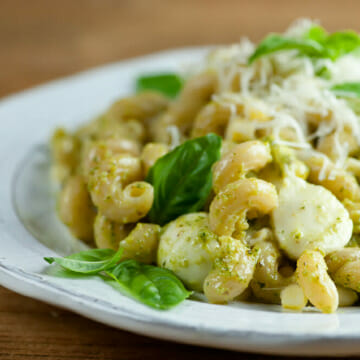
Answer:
xmin=1 ymin=1 xmax=359 ymax=358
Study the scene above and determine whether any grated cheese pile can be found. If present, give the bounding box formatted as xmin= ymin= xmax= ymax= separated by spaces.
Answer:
xmin=202 ymin=19 xmax=360 ymax=178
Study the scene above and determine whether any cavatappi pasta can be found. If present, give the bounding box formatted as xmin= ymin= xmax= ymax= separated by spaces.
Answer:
xmin=50 ymin=19 xmax=360 ymax=313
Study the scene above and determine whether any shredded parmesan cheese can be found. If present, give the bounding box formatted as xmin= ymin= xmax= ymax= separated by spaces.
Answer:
xmin=167 ymin=125 xmax=181 ymax=149
xmin=202 ymin=19 xmax=360 ymax=180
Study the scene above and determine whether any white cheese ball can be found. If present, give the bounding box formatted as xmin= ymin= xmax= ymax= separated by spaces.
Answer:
xmin=272 ymin=176 xmax=352 ymax=260
xmin=157 ymin=212 xmax=219 ymax=291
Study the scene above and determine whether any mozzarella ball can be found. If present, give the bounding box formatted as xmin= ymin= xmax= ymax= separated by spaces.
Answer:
xmin=157 ymin=212 xmax=219 ymax=291
xmin=272 ymin=176 xmax=352 ymax=259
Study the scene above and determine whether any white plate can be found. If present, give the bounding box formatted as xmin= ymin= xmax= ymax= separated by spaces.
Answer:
xmin=1 ymin=47 xmax=360 ymax=357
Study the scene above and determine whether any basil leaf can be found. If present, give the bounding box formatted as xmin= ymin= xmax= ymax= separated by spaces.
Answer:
xmin=304 ymin=25 xmax=328 ymax=44
xmin=44 ymin=263 xmax=96 ymax=279
xmin=105 ymin=260 xmax=191 ymax=309
xmin=308 ymin=27 xmax=360 ymax=60
xmin=324 ymin=31 xmax=360 ymax=60
xmin=248 ymin=34 xmax=325 ymax=63
xmin=146 ymin=133 xmax=222 ymax=225
xmin=44 ymin=248 xmax=124 ymax=274
xmin=249 ymin=27 xmax=360 ymax=64
xmin=136 ymin=73 xmax=183 ymax=98
xmin=331 ymin=82 xmax=360 ymax=114
xmin=331 ymin=82 xmax=360 ymax=98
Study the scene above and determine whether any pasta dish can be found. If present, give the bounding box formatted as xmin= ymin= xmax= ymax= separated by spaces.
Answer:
xmin=48 ymin=19 xmax=360 ymax=313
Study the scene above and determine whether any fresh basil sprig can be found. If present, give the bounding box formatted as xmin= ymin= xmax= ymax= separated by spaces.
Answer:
xmin=321 ymin=31 xmax=360 ymax=60
xmin=136 ymin=73 xmax=183 ymax=98
xmin=44 ymin=248 xmax=124 ymax=274
xmin=146 ymin=133 xmax=222 ymax=225
xmin=306 ymin=26 xmax=360 ymax=60
xmin=249 ymin=34 xmax=324 ymax=64
xmin=331 ymin=82 xmax=360 ymax=98
xmin=44 ymin=248 xmax=191 ymax=310
xmin=105 ymin=260 xmax=192 ymax=310
xmin=249 ymin=26 xmax=360 ymax=64
xmin=304 ymin=25 xmax=328 ymax=44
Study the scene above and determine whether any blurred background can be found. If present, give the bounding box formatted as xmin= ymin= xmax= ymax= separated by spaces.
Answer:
xmin=1 ymin=0 xmax=360 ymax=98
xmin=1 ymin=1 xmax=360 ymax=359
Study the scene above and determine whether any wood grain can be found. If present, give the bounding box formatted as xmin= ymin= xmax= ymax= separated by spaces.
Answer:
xmin=0 ymin=1 xmax=359 ymax=359
xmin=0 ymin=286 xmax=242 ymax=360
xmin=1 ymin=0 xmax=360 ymax=98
